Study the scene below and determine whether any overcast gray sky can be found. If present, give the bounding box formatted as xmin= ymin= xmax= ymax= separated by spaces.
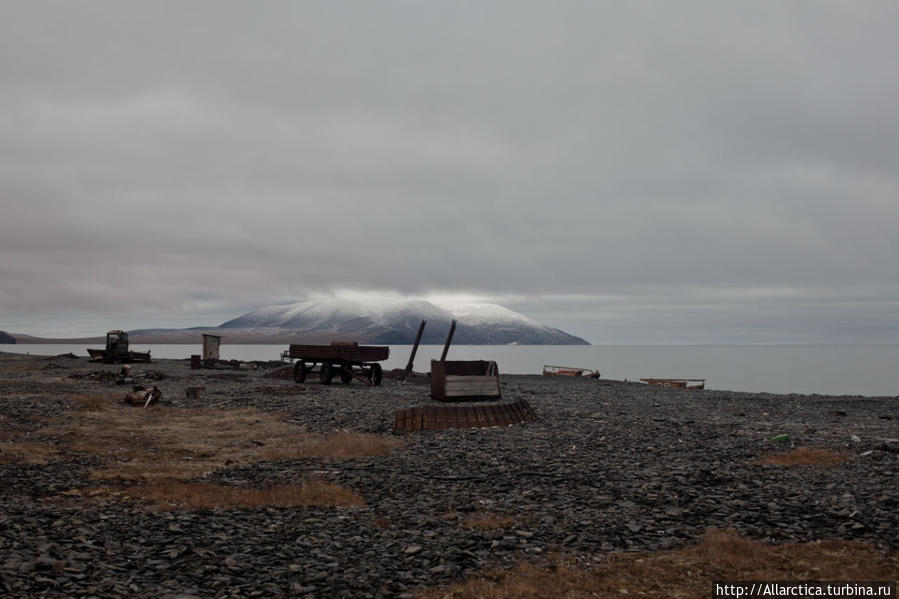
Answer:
xmin=2 ymin=1 xmax=898 ymax=343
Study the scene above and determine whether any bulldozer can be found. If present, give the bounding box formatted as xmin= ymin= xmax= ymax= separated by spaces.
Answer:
xmin=87 ymin=330 xmax=151 ymax=363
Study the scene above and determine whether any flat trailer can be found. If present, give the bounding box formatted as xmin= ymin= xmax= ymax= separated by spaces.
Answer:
xmin=288 ymin=342 xmax=389 ymax=386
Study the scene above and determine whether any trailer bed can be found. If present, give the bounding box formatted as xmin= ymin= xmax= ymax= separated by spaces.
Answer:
xmin=288 ymin=344 xmax=389 ymax=362
xmin=287 ymin=342 xmax=389 ymax=386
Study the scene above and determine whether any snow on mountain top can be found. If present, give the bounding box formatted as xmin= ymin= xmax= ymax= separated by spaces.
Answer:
xmin=220 ymin=297 xmax=455 ymax=329
xmin=218 ymin=296 xmax=589 ymax=344
xmin=433 ymin=302 xmax=541 ymax=327
xmin=235 ymin=299 xmax=540 ymax=328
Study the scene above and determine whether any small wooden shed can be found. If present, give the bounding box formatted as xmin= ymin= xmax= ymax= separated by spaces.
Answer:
xmin=202 ymin=334 xmax=221 ymax=360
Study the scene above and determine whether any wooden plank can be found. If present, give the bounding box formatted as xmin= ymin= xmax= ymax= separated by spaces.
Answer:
xmin=443 ymin=377 xmax=501 ymax=398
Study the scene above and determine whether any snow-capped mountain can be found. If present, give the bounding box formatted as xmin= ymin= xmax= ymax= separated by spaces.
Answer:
xmin=218 ymin=298 xmax=588 ymax=345
xmin=434 ymin=302 xmax=585 ymax=345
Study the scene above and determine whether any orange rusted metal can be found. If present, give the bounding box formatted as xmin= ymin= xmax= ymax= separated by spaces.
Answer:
xmin=394 ymin=399 xmax=537 ymax=432
xmin=543 ymin=365 xmax=599 ymax=378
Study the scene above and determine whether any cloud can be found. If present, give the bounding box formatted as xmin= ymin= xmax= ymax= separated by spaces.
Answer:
xmin=2 ymin=1 xmax=898 ymax=342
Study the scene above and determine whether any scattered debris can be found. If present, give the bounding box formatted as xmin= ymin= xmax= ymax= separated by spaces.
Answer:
xmin=70 ymin=370 xmax=119 ymax=382
xmin=193 ymin=355 xmax=248 ymax=370
xmin=641 ymin=378 xmax=705 ymax=390
xmin=116 ymin=365 xmax=132 ymax=385
xmin=123 ymin=386 xmax=162 ymax=408
xmin=71 ymin=368 xmax=165 ymax=384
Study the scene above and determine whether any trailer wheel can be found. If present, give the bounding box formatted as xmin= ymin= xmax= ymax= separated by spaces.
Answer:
xmin=370 ymin=363 xmax=383 ymax=386
xmin=293 ymin=361 xmax=307 ymax=383
xmin=320 ymin=362 xmax=334 ymax=385
xmin=339 ymin=366 xmax=353 ymax=384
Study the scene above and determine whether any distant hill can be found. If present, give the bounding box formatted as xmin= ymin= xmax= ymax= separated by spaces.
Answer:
xmin=215 ymin=298 xmax=589 ymax=345
xmin=0 ymin=331 xmax=15 ymax=344
xmin=13 ymin=299 xmax=590 ymax=345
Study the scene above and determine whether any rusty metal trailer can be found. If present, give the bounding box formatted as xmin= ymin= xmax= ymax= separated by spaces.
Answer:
xmin=288 ymin=342 xmax=389 ymax=385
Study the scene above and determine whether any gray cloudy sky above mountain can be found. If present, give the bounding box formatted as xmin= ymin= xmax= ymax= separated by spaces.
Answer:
xmin=2 ymin=1 xmax=898 ymax=343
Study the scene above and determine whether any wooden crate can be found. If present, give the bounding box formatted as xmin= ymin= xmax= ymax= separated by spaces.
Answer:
xmin=430 ymin=360 xmax=501 ymax=401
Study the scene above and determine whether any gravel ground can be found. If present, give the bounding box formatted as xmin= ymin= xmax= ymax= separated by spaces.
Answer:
xmin=1 ymin=351 xmax=897 ymax=598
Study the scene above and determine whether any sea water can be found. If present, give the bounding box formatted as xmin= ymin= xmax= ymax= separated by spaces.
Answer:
xmin=5 ymin=344 xmax=899 ymax=397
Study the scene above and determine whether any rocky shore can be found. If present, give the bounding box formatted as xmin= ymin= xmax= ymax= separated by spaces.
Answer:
xmin=1 ymin=351 xmax=897 ymax=597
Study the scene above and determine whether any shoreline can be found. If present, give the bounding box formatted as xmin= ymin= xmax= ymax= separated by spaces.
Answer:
xmin=1 ymin=353 xmax=897 ymax=595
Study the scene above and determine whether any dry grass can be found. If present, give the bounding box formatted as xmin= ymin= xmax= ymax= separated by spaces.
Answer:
xmin=259 ymin=430 xmax=401 ymax=461
xmin=759 ymin=447 xmax=850 ymax=467
xmin=462 ymin=512 xmax=518 ymax=530
xmin=0 ymin=440 xmax=58 ymax=464
xmin=44 ymin=397 xmax=400 ymax=481
xmin=418 ymin=529 xmax=899 ymax=599
xmin=71 ymin=393 xmax=122 ymax=411
xmin=32 ymin=393 xmax=399 ymax=508
xmin=120 ymin=479 xmax=364 ymax=510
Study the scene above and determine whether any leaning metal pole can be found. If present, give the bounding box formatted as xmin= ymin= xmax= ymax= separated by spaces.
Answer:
xmin=399 ymin=320 xmax=426 ymax=382
xmin=439 ymin=319 xmax=456 ymax=362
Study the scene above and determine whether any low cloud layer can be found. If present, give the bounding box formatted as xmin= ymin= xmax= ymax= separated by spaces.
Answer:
xmin=2 ymin=2 xmax=898 ymax=342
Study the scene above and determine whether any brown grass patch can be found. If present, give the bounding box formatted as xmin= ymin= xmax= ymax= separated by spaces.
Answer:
xmin=0 ymin=440 xmax=58 ymax=464
xmin=44 ymin=399 xmax=400 ymax=481
xmin=759 ymin=446 xmax=850 ymax=467
xmin=258 ymin=431 xmax=401 ymax=461
xmin=0 ymin=362 xmax=41 ymax=373
xmin=32 ymin=394 xmax=398 ymax=508
xmin=462 ymin=512 xmax=518 ymax=530
xmin=71 ymin=393 xmax=122 ymax=411
xmin=418 ymin=529 xmax=899 ymax=599
xmin=121 ymin=479 xmax=363 ymax=509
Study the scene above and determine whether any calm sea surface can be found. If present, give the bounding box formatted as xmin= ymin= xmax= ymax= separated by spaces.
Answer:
xmin=5 ymin=344 xmax=899 ymax=397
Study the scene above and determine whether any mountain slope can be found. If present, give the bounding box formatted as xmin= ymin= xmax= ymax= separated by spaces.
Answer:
xmin=218 ymin=298 xmax=588 ymax=345
xmin=434 ymin=302 xmax=588 ymax=345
